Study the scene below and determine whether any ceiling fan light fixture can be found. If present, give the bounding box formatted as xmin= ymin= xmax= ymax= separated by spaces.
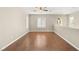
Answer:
xmin=34 ymin=7 xmax=48 ymax=12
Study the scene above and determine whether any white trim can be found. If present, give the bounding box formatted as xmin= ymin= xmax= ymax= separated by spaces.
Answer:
xmin=29 ymin=31 xmax=54 ymax=32
xmin=0 ymin=31 xmax=29 ymax=51
xmin=55 ymin=32 xmax=79 ymax=50
xmin=29 ymin=30 xmax=54 ymax=32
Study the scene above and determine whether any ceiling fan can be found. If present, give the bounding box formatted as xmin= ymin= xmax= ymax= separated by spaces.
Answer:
xmin=33 ymin=7 xmax=49 ymax=12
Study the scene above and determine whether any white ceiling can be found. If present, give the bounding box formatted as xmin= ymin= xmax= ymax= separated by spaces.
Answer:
xmin=22 ymin=7 xmax=79 ymax=14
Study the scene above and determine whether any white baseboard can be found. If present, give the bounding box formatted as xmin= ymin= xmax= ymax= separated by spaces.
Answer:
xmin=30 ymin=31 xmax=54 ymax=32
xmin=0 ymin=31 xmax=29 ymax=51
xmin=55 ymin=32 xmax=79 ymax=51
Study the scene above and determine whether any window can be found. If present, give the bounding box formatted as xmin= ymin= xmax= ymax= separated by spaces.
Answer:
xmin=69 ymin=16 xmax=74 ymax=27
xmin=37 ymin=17 xmax=46 ymax=28
xmin=57 ymin=17 xmax=63 ymax=26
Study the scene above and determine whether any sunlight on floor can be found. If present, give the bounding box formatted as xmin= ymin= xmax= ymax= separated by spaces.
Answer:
xmin=34 ymin=34 xmax=47 ymax=48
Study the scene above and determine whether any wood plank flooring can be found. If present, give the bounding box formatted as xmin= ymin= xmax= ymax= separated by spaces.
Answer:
xmin=3 ymin=32 xmax=77 ymax=51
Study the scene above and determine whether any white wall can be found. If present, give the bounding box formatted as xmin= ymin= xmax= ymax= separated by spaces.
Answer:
xmin=55 ymin=15 xmax=69 ymax=27
xmin=54 ymin=12 xmax=79 ymax=50
xmin=0 ymin=8 xmax=28 ymax=50
xmin=68 ymin=11 xmax=79 ymax=29
xmin=29 ymin=14 xmax=56 ymax=32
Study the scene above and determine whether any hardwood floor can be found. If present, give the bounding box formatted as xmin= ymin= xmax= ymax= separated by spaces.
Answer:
xmin=3 ymin=32 xmax=77 ymax=51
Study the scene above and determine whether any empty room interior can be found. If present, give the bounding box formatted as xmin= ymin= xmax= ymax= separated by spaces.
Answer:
xmin=0 ymin=7 xmax=79 ymax=51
